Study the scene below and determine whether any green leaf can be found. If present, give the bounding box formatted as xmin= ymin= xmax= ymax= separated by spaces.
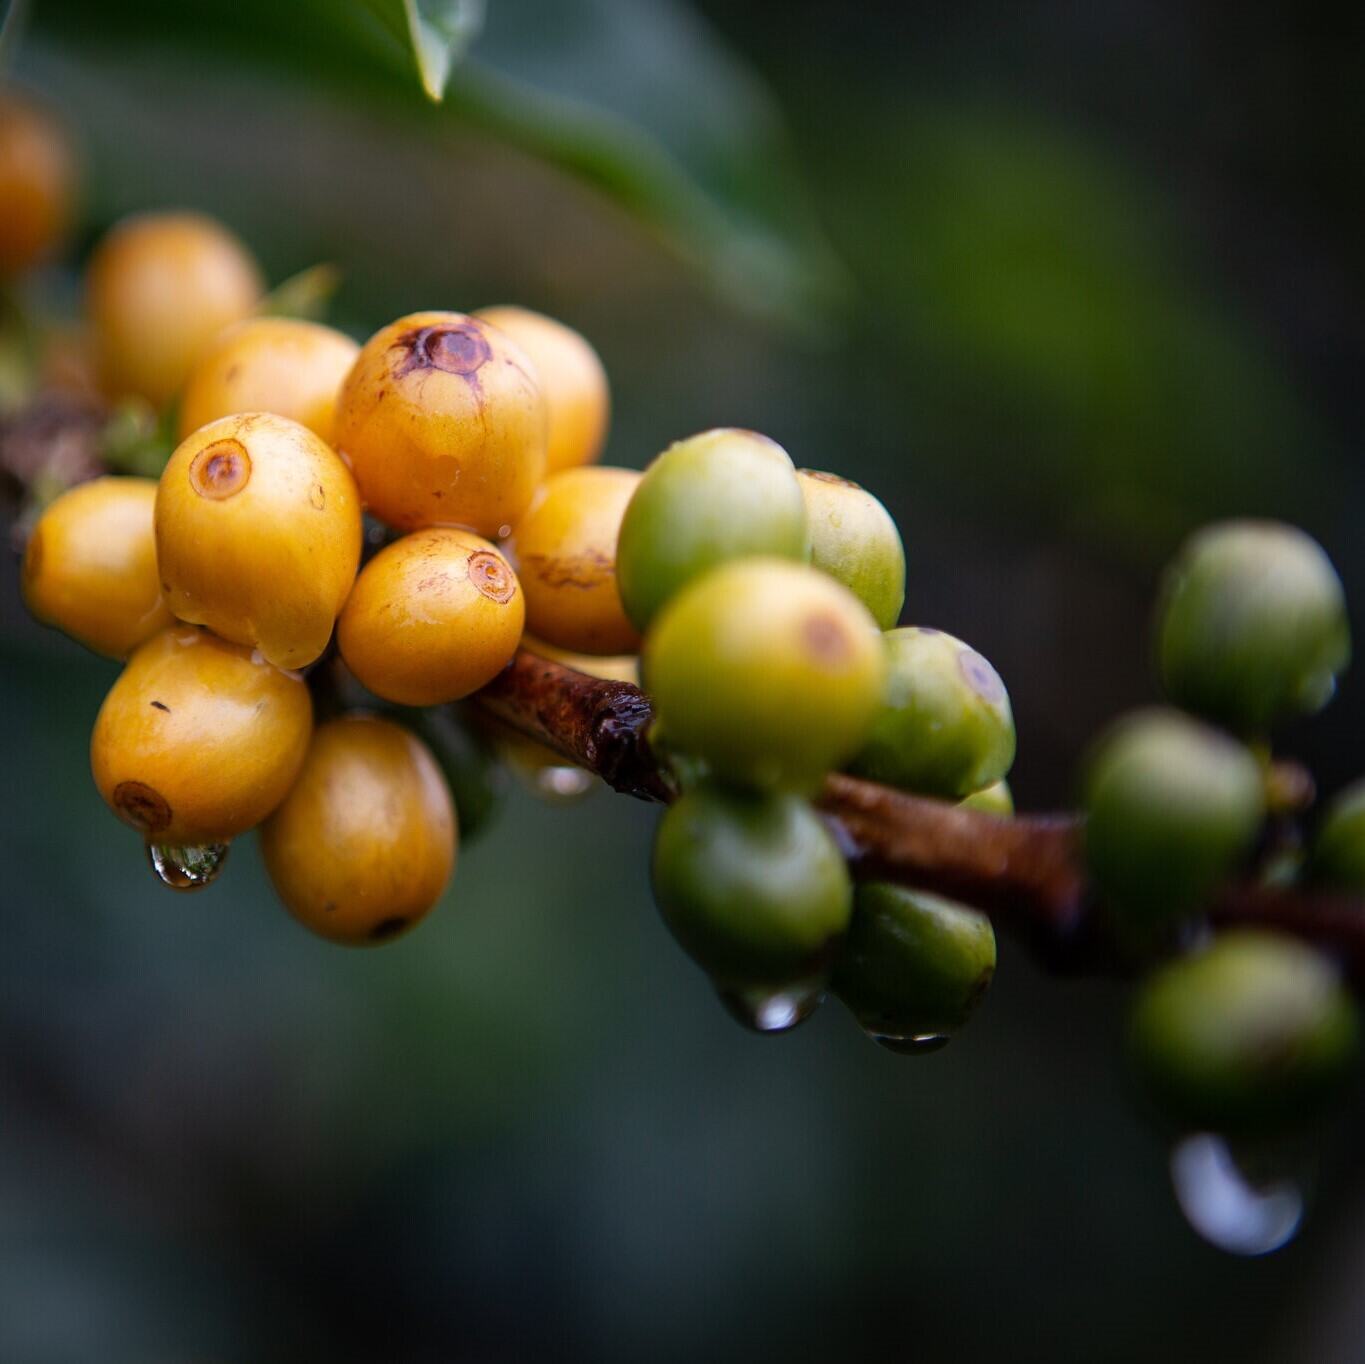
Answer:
xmin=257 ymin=263 xmax=344 ymax=322
xmin=24 ymin=0 xmax=846 ymax=329
xmin=362 ymin=0 xmax=484 ymax=101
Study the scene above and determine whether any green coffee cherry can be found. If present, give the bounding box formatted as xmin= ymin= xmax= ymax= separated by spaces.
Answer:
xmin=796 ymin=469 xmax=905 ymax=630
xmin=1083 ymin=708 xmax=1264 ymax=924
xmin=1311 ymin=778 xmax=1365 ymax=891
xmin=849 ymin=627 xmax=1015 ymax=798
xmin=644 ymin=558 xmax=885 ymax=790
xmin=1156 ymin=520 xmax=1350 ymax=735
xmin=616 ymin=428 xmax=809 ymax=631
xmin=834 ymin=883 xmax=996 ymax=1050
xmin=1129 ymin=931 xmax=1358 ymax=1134
xmin=960 ymin=780 xmax=1013 ymax=816
xmin=652 ymin=781 xmax=852 ymax=994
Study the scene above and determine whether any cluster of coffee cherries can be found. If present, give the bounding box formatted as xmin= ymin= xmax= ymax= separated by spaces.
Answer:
xmin=1082 ymin=522 xmax=1361 ymax=1149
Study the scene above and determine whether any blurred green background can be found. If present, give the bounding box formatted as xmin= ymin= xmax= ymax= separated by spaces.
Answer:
xmin=3 ymin=2 xmax=1365 ymax=1359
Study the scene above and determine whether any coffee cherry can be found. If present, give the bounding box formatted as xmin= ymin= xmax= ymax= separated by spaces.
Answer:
xmin=1129 ymin=931 xmax=1358 ymax=1134
xmin=333 ymin=310 xmax=546 ymax=535
xmin=156 ymin=412 xmax=362 ymax=670
xmin=261 ymin=715 xmax=456 ymax=945
xmin=834 ymin=884 xmax=996 ymax=1046
xmin=616 ymin=428 xmax=809 ymax=631
xmin=1083 ymin=708 xmax=1264 ymax=924
xmin=91 ymin=626 xmax=312 ymax=844
xmin=338 ymin=527 xmax=524 ymax=705
xmin=86 ymin=211 xmax=263 ymax=406
xmin=178 ymin=316 xmax=359 ymax=443
xmin=644 ymin=558 xmax=884 ymax=790
xmin=960 ymin=780 xmax=1013 ymax=816
xmin=474 ymin=305 xmax=608 ymax=474
xmin=796 ymin=469 xmax=905 ymax=630
xmin=511 ymin=466 xmax=641 ymax=655
xmin=1311 ymin=779 xmax=1365 ymax=891
xmin=1157 ymin=520 xmax=1350 ymax=735
xmin=22 ymin=476 xmax=172 ymax=657
xmin=850 ymin=628 xmax=1015 ymax=798
xmin=0 ymin=91 xmax=75 ymax=276
xmin=652 ymin=781 xmax=852 ymax=991
xmin=520 ymin=635 xmax=639 ymax=683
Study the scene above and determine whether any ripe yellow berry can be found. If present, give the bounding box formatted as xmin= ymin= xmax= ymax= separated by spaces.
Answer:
xmin=178 ymin=316 xmax=360 ymax=443
xmin=338 ymin=527 xmax=525 ymax=706
xmin=91 ymin=627 xmax=313 ymax=845
xmin=0 ymin=91 xmax=75 ymax=276
xmin=23 ymin=476 xmax=172 ymax=658
xmin=333 ymin=311 xmax=546 ymax=535
xmin=261 ymin=715 xmax=457 ymax=945
xmin=155 ymin=412 xmax=362 ymax=670
xmin=86 ymin=211 xmax=263 ymax=406
xmin=511 ymin=465 xmax=641 ymax=655
xmin=474 ymin=305 xmax=608 ymax=473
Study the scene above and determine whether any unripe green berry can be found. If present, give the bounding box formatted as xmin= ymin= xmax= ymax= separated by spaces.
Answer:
xmin=1311 ymin=778 xmax=1365 ymax=891
xmin=652 ymin=782 xmax=852 ymax=989
xmin=796 ymin=469 xmax=905 ymax=630
xmin=1083 ymin=708 xmax=1264 ymax=924
xmin=960 ymin=780 xmax=1013 ymax=816
xmin=1156 ymin=520 xmax=1350 ymax=735
xmin=850 ymin=627 xmax=1015 ymax=798
xmin=834 ymin=884 xmax=996 ymax=1046
xmin=644 ymin=558 xmax=885 ymax=790
xmin=1129 ymin=930 xmax=1358 ymax=1134
xmin=616 ymin=428 xmax=809 ymax=630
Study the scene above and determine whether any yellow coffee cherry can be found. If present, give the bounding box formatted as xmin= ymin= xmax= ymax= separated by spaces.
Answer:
xmin=155 ymin=411 xmax=362 ymax=670
xmin=178 ymin=316 xmax=359 ymax=443
xmin=511 ymin=465 xmax=641 ymax=655
xmin=338 ymin=527 xmax=525 ymax=705
xmin=23 ymin=476 xmax=172 ymax=658
xmin=0 ymin=91 xmax=75 ymax=276
xmin=522 ymin=635 xmax=639 ymax=685
xmin=86 ymin=211 xmax=263 ymax=406
xmin=333 ymin=310 xmax=546 ymax=535
xmin=261 ymin=714 xmax=457 ymax=945
xmin=91 ymin=626 xmax=313 ymax=845
xmin=474 ymin=305 xmax=608 ymax=473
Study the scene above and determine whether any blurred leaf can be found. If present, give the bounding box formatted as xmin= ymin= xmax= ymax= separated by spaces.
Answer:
xmin=29 ymin=0 xmax=846 ymax=328
xmin=361 ymin=0 xmax=484 ymax=101
xmin=0 ymin=0 xmax=27 ymax=71
xmin=258 ymin=262 xmax=343 ymax=322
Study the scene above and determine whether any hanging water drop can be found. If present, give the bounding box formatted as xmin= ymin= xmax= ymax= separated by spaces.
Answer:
xmin=534 ymin=765 xmax=595 ymax=800
xmin=873 ymin=1031 xmax=952 ymax=1055
xmin=716 ymin=981 xmax=824 ymax=1034
xmin=1169 ymin=1132 xmax=1306 ymax=1256
xmin=146 ymin=840 xmax=230 ymax=890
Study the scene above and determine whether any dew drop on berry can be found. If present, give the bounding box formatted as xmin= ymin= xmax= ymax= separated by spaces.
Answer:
xmin=1169 ymin=1132 xmax=1307 ymax=1256
xmin=716 ymin=981 xmax=824 ymax=1034
xmin=871 ymin=1030 xmax=953 ymax=1055
xmin=146 ymin=840 xmax=230 ymax=891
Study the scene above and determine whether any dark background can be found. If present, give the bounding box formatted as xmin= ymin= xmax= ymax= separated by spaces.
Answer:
xmin=3 ymin=2 xmax=1364 ymax=1359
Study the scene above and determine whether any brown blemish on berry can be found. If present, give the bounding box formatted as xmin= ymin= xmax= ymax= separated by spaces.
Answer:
xmin=469 ymin=550 xmax=516 ymax=604
xmin=309 ymin=482 xmax=326 ymax=510
xmin=397 ymin=323 xmax=492 ymax=378
xmin=112 ymin=780 xmax=171 ymax=833
xmin=189 ymin=438 xmax=251 ymax=500
xmin=799 ymin=468 xmax=861 ymax=489
xmin=959 ymin=648 xmax=1005 ymax=704
xmin=150 ymin=700 xmax=170 ymax=712
xmin=803 ymin=611 xmax=853 ymax=663
xmin=522 ymin=550 xmax=610 ymax=590
xmin=370 ymin=915 xmax=409 ymax=941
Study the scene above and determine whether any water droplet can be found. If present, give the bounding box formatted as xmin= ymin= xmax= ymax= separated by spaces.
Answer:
xmin=716 ymin=982 xmax=824 ymax=1034
xmin=873 ymin=1032 xmax=952 ymax=1055
xmin=146 ymin=841 xmax=230 ymax=891
xmin=533 ymin=765 xmax=595 ymax=800
xmin=1169 ymin=1132 xmax=1304 ymax=1256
